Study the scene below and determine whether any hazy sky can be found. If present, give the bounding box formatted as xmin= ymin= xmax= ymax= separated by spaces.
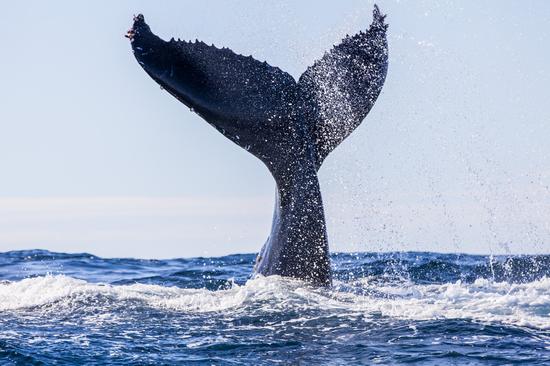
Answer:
xmin=1 ymin=1 xmax=549 ymax=258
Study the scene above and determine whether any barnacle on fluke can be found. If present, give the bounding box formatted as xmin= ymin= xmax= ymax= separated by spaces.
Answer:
xmin=127 ymin=5 xmax=388 ymax=286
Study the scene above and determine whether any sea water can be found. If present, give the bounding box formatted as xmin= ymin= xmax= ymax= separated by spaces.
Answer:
xmin=0 ymin=250 xmax=548 ymax=365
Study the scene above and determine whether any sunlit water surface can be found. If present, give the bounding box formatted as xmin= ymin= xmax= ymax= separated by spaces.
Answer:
xmin=0 ymin=250 xmax=549 ymax=365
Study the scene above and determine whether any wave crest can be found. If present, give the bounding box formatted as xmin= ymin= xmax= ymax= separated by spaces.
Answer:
xmin=1 ymin=274 xmax=548 ymax=330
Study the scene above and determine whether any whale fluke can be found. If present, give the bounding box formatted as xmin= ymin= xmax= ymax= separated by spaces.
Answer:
xmin=299 ymin=4 xmax=388 ymax=168
xmin=127 ymin=6 xmax=388 ymax=285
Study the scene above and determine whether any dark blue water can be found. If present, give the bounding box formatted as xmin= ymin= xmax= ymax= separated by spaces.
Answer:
xmin=0 ymin=250 xmax=548 ymax=365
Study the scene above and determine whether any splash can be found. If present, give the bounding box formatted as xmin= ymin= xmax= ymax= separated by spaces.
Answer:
xmin=2 ymin=273 xmax=548 ymax=330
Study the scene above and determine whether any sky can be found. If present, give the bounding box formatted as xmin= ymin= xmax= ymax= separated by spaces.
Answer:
xmin=0 ymin=1 xmax=549 ymax=258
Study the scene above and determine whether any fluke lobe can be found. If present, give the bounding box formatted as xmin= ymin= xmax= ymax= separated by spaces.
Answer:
xmin=127 ymin=6 xmax=388 ymax=286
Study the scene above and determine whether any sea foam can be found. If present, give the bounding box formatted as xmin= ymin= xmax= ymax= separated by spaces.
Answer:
xmin=1 ymin=274 xmax=548 ymax=330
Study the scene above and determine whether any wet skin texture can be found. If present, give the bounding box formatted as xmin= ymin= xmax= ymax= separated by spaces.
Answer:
xmin=127 ymin=6 xmax=388 ymax=286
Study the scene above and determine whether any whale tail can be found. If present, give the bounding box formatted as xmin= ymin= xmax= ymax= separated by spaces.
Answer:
xmin=128 ymin=6 xmax=388 ymax=285
xmin=299 ymin=5 xmax=388 ymax=168
xmin=128 ymin=7 xmax=387 ymax=174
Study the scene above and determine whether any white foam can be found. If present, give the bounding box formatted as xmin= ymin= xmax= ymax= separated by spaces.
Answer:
xmin=1 ymin=275 xmax=548 ymax=330
xmin=342 ymin=277 xmax=550 ymax=329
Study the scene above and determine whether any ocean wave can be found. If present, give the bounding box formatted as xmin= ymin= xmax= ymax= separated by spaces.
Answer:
xmin=2 ymin=274 xmax=548 ymax=330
